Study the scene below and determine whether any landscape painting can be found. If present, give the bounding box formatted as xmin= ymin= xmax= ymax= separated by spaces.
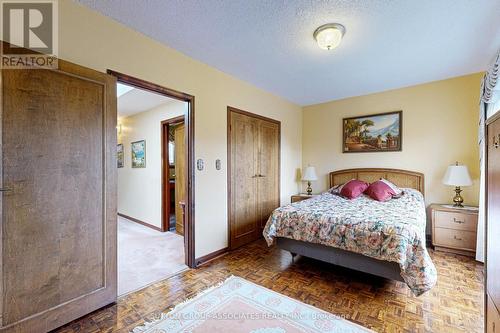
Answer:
xmin=343 ymin=111 xmax=402 ymax=153
xmin=117 ymin=144 xmax=124 ymax=168
xmin=131 ymin=140 xmax=146 ymax=168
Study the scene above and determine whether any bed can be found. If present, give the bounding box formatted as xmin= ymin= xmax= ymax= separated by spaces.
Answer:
xmin=263 ymin=168 xmax=437 ymax=296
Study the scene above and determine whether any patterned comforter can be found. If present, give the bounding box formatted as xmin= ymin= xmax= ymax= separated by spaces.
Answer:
xmin=263 ymin=189 xmax=437 ymax=296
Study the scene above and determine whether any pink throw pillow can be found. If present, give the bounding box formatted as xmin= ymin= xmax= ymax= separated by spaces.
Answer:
xmin=365 ymin=180 xmax=397 ymax=202
xmin=340 ymin=180 xmax=369 ymax=199
xmin=328 ymin=180 xmax=351 ymax=195
xmin=379 ymin=178 xmax=403 ymax=196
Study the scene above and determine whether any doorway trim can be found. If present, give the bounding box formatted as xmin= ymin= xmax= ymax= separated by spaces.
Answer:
xmin=108 ymin=70 xmax=196 ymax=268
xmin=161 ymin=115 xmax=184 ymax=233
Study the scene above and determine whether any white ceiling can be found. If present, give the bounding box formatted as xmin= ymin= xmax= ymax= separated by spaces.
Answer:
xmin=117 ymin=84 xmax=176 ymax=118
xmin=80 ymin=0 xmax=500 ymax=106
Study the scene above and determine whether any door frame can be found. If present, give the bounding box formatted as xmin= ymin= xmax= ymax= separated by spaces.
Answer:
xmin=227 ymin=106 xmax=281 ymax=250
xmin=161 ymin=115 xmax=184 ymax=233
xmin=108 ymin=70 xmax=196 ymax=268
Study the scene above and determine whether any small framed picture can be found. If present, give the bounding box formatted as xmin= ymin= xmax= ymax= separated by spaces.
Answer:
xmin=131 ymin=140 xmax=146 ymax=168
xmin=117 ymin=144 xmax=124 ymax=168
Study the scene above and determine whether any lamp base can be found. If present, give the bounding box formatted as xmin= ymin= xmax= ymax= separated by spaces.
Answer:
xmin=306 ymin=181 xmax=313 ymax=195
xmin=452 ymin=186 xmax=464 ymax=207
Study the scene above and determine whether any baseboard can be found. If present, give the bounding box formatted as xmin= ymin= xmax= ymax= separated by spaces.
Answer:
xmin=195 ymin=247 xmax=229 ymax=266
xmin=118 ymin=213 xmax=163 ymax=232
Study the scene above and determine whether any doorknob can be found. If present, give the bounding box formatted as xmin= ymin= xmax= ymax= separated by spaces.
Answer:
xmin=0 ymin=187 xmax=11 ymax=192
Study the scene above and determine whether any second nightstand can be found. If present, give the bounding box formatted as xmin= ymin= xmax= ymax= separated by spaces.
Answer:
xmin=291 ymin=194 xmax=318 ymax=203
xmin=430 ymin=203 xmax=479 ymax=257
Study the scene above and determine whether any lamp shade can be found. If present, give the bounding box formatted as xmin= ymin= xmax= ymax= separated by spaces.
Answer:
xmin=442 ymin=163 xmax=472 ymax=186
xmin=302 ymin=166 xmax=318 ymax=181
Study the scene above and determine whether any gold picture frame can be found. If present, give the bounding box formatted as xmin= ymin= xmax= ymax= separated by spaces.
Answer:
xmin=343 ymin=110 xmax=402 ymax=153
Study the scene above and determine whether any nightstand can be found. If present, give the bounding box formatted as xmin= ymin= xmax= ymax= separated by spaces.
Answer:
xmin=291 ymin=194 xmax=318 ymax=203
xmin=430 ymin=204 xmax=479 ymax=257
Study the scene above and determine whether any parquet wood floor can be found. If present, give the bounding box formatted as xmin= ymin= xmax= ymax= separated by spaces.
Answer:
xmin=53 ymin=240 xmax=483 ymax=333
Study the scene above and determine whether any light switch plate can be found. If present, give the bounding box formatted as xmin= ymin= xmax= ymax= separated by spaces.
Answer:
xmin=197 ymin=159 xmax=204 ymax=171
xmin=215 ymin=159 xmax=221 ymax=170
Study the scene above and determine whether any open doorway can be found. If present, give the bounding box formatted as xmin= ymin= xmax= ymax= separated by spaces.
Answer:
xmin=162 ymin=116 xmax=186 ymax=235
xmin=109 ymin=71 xmax=195 ymax=296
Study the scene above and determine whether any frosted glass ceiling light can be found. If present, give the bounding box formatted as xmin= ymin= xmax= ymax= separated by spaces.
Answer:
xmin=313 ymin=23 xmax=345 ymax=50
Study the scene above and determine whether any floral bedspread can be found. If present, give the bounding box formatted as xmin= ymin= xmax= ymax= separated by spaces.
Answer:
xmin=263 ymin=189 xmax=437 ymax=296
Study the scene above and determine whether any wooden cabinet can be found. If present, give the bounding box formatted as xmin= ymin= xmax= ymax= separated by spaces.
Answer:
xmin=291 ymin=194 xmax=318 ymax=203
xmin=430 ymin=204 xmax=478 ymax=257
xmin=228 ymin=108 xmax=280 ymax=249
xmin=487 ymin=114 xmax=500 ymax=332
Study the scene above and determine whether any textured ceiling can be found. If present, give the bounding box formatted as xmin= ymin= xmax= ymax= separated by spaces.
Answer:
xmin=118 ymin=85 xmax=176 ymax=118
xmin=79 ymin=0 xmax=500 ymax=106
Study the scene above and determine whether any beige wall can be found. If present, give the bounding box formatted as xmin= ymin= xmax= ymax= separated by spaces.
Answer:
xmin=117 ymin=101 xmax=186 ymax=229
xmin=302 ymin=73 xmax=482 ymax=232
xmin=59 ymin=1 xmax=302 ymax=257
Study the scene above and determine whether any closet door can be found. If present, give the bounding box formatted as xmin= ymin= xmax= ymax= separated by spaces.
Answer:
xmin=487 ymin=116 xmax=500 ymax=331
xmin=229 ymin=111 xmax=259 ymax=249
xmin=228 ymin=108 xmax=280 ymax=250
xmin=1 ymin=60 xmax=117 ymax=332
xmin=257 ymin=119 xmax=280 ymax=230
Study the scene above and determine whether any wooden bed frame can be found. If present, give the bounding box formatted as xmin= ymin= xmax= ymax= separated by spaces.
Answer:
xmin=276 ymin=168 xmax=425 ymax=282
xmin=329 ymin=168 xmax=424 ymax=195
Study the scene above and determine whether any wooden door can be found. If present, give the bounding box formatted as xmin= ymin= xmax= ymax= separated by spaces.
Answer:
xmin=229 ymin=111 xmax=259 ymax=249
xmin=228 ymin=108 xmax=280 ymax=249
xmin=257 ymin=119 xmax=280 ymax=230
xmin=487 ymin=116 xmax=500 ymax=328
xmin=1 ymin=60 xmax=117 ymax=332
xmin=174 ymin=123 xmax=186 ymax=235
xmin=487 ymin=293 xmax=500 ymax=333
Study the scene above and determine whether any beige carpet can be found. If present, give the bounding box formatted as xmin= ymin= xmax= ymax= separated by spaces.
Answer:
xmin=118 ymin=216 xmax=188 ymax=296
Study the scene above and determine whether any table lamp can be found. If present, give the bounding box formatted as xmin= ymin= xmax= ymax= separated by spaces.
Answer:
xmin=442 ymin=162 xmax=472 ymax=207
xmin=302 ymin=166 xmax=318 ymax=195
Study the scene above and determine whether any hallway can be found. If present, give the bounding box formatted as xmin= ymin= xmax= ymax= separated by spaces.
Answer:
xmin=118 ymin=216 xmax=188 ymax=295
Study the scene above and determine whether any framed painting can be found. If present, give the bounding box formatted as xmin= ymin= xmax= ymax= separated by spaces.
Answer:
xmin=343 ymin=110 xmax=402 ymax=153
xmin=131 ymin=140 xmax=146 ymax=168
xmin=117 ymin=143 xmax=124 ymax=168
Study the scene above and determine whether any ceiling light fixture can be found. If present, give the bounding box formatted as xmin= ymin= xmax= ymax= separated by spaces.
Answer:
xmin=313 ymin=23 xmax=345 ymax=50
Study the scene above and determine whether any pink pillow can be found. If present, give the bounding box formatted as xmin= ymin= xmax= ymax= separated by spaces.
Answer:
xmin=328 ymin=180 xmax=351 ymax=195
xmin=365 ymin=180 xmax=397 ymax=202
xmin=340 ymin=180 xmax=369 ymax=199
xmin=379 ymin=178 xmax=402 ymax=196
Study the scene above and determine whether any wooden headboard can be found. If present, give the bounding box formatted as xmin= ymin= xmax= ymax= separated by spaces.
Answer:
xmin=329 ymin=168 xmax=425 ymax=195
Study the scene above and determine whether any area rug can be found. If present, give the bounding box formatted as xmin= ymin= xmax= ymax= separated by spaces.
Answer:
xmin=132 ymin=276 xmax=373 ymax=333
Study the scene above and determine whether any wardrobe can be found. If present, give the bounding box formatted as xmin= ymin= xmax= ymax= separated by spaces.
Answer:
xmin=487 ymin=112 xmax=500 ymax=332
xmin=228 ymin=107 xmax=280 ymax=249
